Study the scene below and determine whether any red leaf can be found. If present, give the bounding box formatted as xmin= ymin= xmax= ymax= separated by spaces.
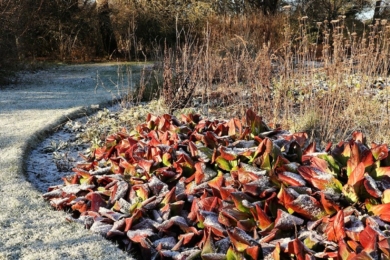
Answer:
xmin=353 ymin=251 xmax=376 ymax=259
xmin=85 ymin=192 xmax=107 ymax=212
xmin=360 ymin=149 xmax=375 ymax=168
xmin=203 ymin=213 xmax=226 ymax=237
xmin=194 ymin=162 xmax=205 ymax=185
xmin=178 ymin=233 xmax=195 ymax=245
xmin=359 ymin=225 xmax=377 ymax=253
xmin=272 ymin=243 xmax=282 ymax=260
xmin=228 ymin=118 xmax=242 ymax=136
xmin=116 ymin=138 xmax=134 ymax=155
xmin=325 ymin=209 xmax=346 ymax=242
xmin=250 ymin=204 xmax=273 ymax=230
xmin=347 ymin=143 xmax=361 ymax=176
xmin=352 ymin=131 xmax=364 ymax=143
xmin=277 ymin=185 xmax=295 ymax=209
xmin=138 ymin=158 xmax=153 ymax=174
xmin=274 ymin=209 xmax=304 ymax=230
xmin=286 ymin=238 xmax=306 ymax=260
xmin=204 ymin=131 xmax=219 ymax=149
xmin=277 ymin=171 xmax=306 ymax=186
xmin=94 ymin=146 xmax=107 ymax=161
xmin=237 ymin=218 xmax=256 ymax=232
xmin=160 ymin=186 xmax=176 ymax=206
xmin=288 ymin=194 xmax=326 ymax=220
xmin=110 ymin=180 xmax=129 ymax=204
xmin=302 ymin=156 xmax=329 ymax=173
xmin=371 ymin=144 xmax=388 ymax=161
xmin=198 ymin=196 xmax=223 ymax=212
xmin=320 ymin=192 xmax=340 ymax=215
xmin=219 ymin=146 xmax=237 ymax=161
xmin=378 ymin=239 xmax=390 ymax=257
xmin=220 ymin=186 xmax=236 ymax=201
xmin=338 ymin=239 xmax=357 ymax=260
xmin=347 ymin=240 xmax=362 ymax=253
xmin=218 ymin=209 xmax=252 ymax=228
xmin=370 ymin=203 xmax=390 ymax=222
xmin=231 ymin=168 xmax=259 ymax=184
xmin=245 ymin=245 xmax=261 ymax=260
xmin=188 ymin=198 xmax=199 ymax=222
xmin=71 ymin=200 xmax=88 ymax=213
xmin=363 ymin=174 xmax=382 ymax=198
xmin=373 ymin=166 xmax=390 ymax=178
xmin=188 ymin=141 xmax=198 ymax=157
xmin=231 ymin=192 xmax=252 ymax=213
xmin=347 ymin=162 xmax=365 ymax=186
xmin=303 ymin=142 xmax=317 ymax=155
xmin=325 ymin=142 xmax=332 ymax=152
xmin=297 ymin=166 xmax=332 ymax=190
xmin=227 ymin=228 xmax=256 ymax=253
xmin=207 ymin=175 xmax=224 ymax=198
xmin=127 ymin=229 xmax=154 ymax=243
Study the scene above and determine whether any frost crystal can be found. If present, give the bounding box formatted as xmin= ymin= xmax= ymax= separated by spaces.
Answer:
xmin=291 ymin=194 xmax=324 ymax=218
xmin=152 ymin=237 xmax=177 ymax=249
xmin=274 ymin=210 xmax=304 ymax=230
xmin=282 ymin=171 xmax=306 ymax=185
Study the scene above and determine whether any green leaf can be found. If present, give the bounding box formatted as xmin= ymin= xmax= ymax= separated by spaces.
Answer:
xmin=226 ymin=247 xmax=241 ymax=260
xmin=304 ymin=236 xmax=319 ymax=250
xmin=372 ymin=166 xmax=390 ymax=178
xmin=198 ymin=146 xmax=214 ymax=161
xmin=216 ymin=157 xmax=232 ymax=171
xmin=261 ymin=153 xmax=272 ymax=171
xmin=245 ymin=109 xmax=269 ymax=136
xmin=162 ymin=153 xmax=172 ymax=167
xmin=231 ymin=192 xmax=252 ymax=213
xmin=383 ymin=189 xmax=390 ymax=204
xmin=318 ymin=154 xmax=340 ymax=175
xmin=342 ymin=184 xmax=359 ymax=203
xmin=201 ymin=231 xmax=215 ymax=255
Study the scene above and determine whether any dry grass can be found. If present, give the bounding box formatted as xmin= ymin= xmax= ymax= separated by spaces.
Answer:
xmin=152 ymin=14 xmax=390 ymax=147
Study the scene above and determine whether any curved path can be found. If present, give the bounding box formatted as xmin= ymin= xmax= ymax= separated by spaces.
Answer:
xmin=0 ymin=63 xmax=144 ymax=260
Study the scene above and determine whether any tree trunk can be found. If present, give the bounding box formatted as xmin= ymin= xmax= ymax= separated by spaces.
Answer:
xmin=96 ymin=0 xmax=117 ymax=57
xmin=372 ymin=0 xmax=382 ymax=24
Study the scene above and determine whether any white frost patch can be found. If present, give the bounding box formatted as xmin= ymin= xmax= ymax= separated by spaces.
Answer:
xmin=201 ymin=253 xmax=227 ymax=260
xmin=291 ymin=194 xmax=324 ymax=218
xmin=153 ymin=237 xmax=177 ymax=249
xmin=344 ymin=215 xmax=364 ymax=233
xmin=2 ymin=62 xmax=147 ymax=259
xmin=286 ymin=188 xmax=300 ymax=198
xmin=274 ymin=209 xmax=304 ymax=230
xmin=280 ymin=171 xmax=306 ymax=186
xmin=240 ymin=163 xmax=267 ymax=176
xmin=173 ymin=249 xmax=201 ymax=260
xmin=364 ymin=173 xmax=382 ymax=197
xmin=312 ymin=168 xmax=334 ymax=181
xmin=160 ymin=250 xmax=180 ymax=258
xmin=90 ymin=221 xmax=113 ymax=237
xmin=204 ymin=214 xmax=225 ymax=233
xmin=127 ymin=228 xmax=155 ymax=241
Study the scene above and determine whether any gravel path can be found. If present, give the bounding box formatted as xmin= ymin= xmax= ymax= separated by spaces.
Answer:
xmin=0 ymin=63 xmax=146 ymax=260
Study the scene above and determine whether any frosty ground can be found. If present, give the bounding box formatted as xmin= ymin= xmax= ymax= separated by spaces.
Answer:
xmin=0 ymin=63 xmax=147 ymax=260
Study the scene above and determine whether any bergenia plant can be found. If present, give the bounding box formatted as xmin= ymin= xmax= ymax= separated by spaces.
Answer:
xmin=44 ymin=109 xmax=390 ymax=259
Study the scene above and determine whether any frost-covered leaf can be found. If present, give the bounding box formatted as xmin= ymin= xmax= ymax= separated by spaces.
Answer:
xmin=126 ymin=228 xmax=154 ymax=243
xmin=278 ymin=171 xmax=306 ymax=186
xmin=274 ymin=209 xmax=304 ymax=230
xmin=47 ymin=110 xmax=390 ymax=258
xmin=288 ymin=194 xmax=326 ymax=220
